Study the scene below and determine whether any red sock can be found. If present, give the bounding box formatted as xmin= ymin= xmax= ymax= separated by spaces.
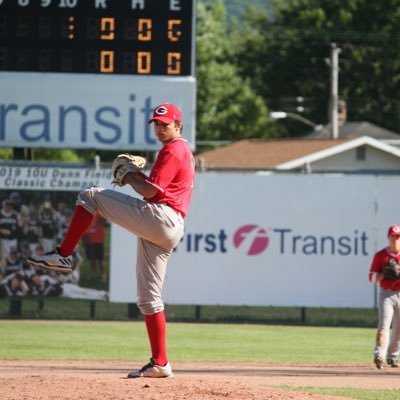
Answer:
xmin=59 ymin=205 xmax=94 ymax=256
xmin=144 ymin=311 xmax=168 ymax=366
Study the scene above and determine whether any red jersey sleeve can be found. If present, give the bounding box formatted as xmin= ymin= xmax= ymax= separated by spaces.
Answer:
xmin=369 ymin=249 xmax=385 ymax=282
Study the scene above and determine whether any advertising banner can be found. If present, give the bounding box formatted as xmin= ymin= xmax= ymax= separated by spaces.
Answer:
xmin=0 ymin=73 xmax=196 ymax=151
xmin=110 ymin=173 xmax=397 ymax=308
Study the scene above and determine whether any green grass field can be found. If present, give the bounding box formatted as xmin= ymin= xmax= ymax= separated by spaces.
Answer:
xmin=0 ymin=320 xmax=375 ymax=362
xmin=1 ymin=320 xmax=399 ymax=399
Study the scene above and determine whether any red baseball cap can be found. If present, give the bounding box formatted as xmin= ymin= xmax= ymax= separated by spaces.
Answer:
xmin=148 ymin=103 xmax=182 ymax=124
xmin=388 ymin=224 xmax=400 ymax=236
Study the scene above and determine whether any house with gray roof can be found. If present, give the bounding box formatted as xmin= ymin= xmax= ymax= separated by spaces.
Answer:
xmin=195 ymin=136 xmax=400 ymax=173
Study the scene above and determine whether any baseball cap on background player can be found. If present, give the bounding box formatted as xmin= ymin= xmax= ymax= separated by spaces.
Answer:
xmin=10 ymin=191 xmax=21 ymax=200
xmin=388 ymin=224 xmax=400 ymax=236
xmin=148 ymin=103 xmax=182 ymax=124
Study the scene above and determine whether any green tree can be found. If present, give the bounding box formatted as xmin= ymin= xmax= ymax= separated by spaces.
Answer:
xmin=202 ymin=0 xmax=273 ymax=21
xmin=0 ymin=148 xmax=89 ymax=163
xmin=234 ymin=0 xmax=400 ymax=135
xmin=196 ymin=1 xmax=277 ymax=143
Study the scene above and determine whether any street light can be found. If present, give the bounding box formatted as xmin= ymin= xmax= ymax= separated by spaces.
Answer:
xmin=270 ymin=111 xmax=323 ymax=131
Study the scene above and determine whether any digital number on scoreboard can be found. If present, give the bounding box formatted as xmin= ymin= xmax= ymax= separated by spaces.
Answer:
xmin=0 ymin=0 xmax=194 ymax=76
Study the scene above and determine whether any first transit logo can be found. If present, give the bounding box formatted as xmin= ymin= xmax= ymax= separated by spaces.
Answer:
xmin=233 ymin=224 xmax=269 ymax=256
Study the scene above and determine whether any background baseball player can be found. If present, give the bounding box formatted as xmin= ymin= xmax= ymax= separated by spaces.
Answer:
xmin=369 ymin=224 xmax=400 ymax=369
xmin=27 ymin=103 xmax=195 ymax=378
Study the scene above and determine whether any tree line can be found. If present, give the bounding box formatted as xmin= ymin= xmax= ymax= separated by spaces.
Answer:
xmin=196 ymin=0 xmax=400 ymax=143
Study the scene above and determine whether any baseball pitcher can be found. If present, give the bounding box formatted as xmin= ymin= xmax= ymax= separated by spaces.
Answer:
xmin=27 ymin=103 xmax=195 ymax=378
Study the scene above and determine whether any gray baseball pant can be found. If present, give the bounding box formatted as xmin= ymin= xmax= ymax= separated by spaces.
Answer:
xmin=375 ymin=288 xmax=400 ymax=360
xmin=77 ymin=186 xmax=184 ymax=315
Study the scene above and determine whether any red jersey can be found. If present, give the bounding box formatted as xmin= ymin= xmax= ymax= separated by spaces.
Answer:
xmin=369 ymin=247 xmax=400 ymax=291
xmin=144 ymin=137 xmax=194 ymax=217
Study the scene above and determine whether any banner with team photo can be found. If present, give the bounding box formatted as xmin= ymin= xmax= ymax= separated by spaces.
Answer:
xmin=0 ymin=164 xmax=113 ymax=301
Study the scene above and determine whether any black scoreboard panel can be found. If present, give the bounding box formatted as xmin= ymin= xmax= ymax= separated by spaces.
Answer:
xmin=0 ymin=0 xmax=194 ymax=76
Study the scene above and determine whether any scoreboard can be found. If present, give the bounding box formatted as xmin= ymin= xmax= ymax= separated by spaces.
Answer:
xmin=0 ymin=0 xmax=196 ymax=151
xmin=0 ymin=0 xmax=194 ymax=76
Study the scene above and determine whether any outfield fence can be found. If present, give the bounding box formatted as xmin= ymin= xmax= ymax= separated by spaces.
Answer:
xmin=0 ymin=297 xmax=378 ymax=328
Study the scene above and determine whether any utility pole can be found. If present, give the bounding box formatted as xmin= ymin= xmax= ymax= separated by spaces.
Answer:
xmin=330 ymin=43 xmax=341 ymax=139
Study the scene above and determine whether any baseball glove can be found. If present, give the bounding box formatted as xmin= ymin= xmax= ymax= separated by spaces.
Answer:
xmin=111 ymin=153 xmax=147 ymax=186
xmin=383 ymin=258 xmax=400 ymax=280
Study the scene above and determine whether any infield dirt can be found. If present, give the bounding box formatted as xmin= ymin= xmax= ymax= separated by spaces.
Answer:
xmin=1 ymin=360 xmax=400 ymax=400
